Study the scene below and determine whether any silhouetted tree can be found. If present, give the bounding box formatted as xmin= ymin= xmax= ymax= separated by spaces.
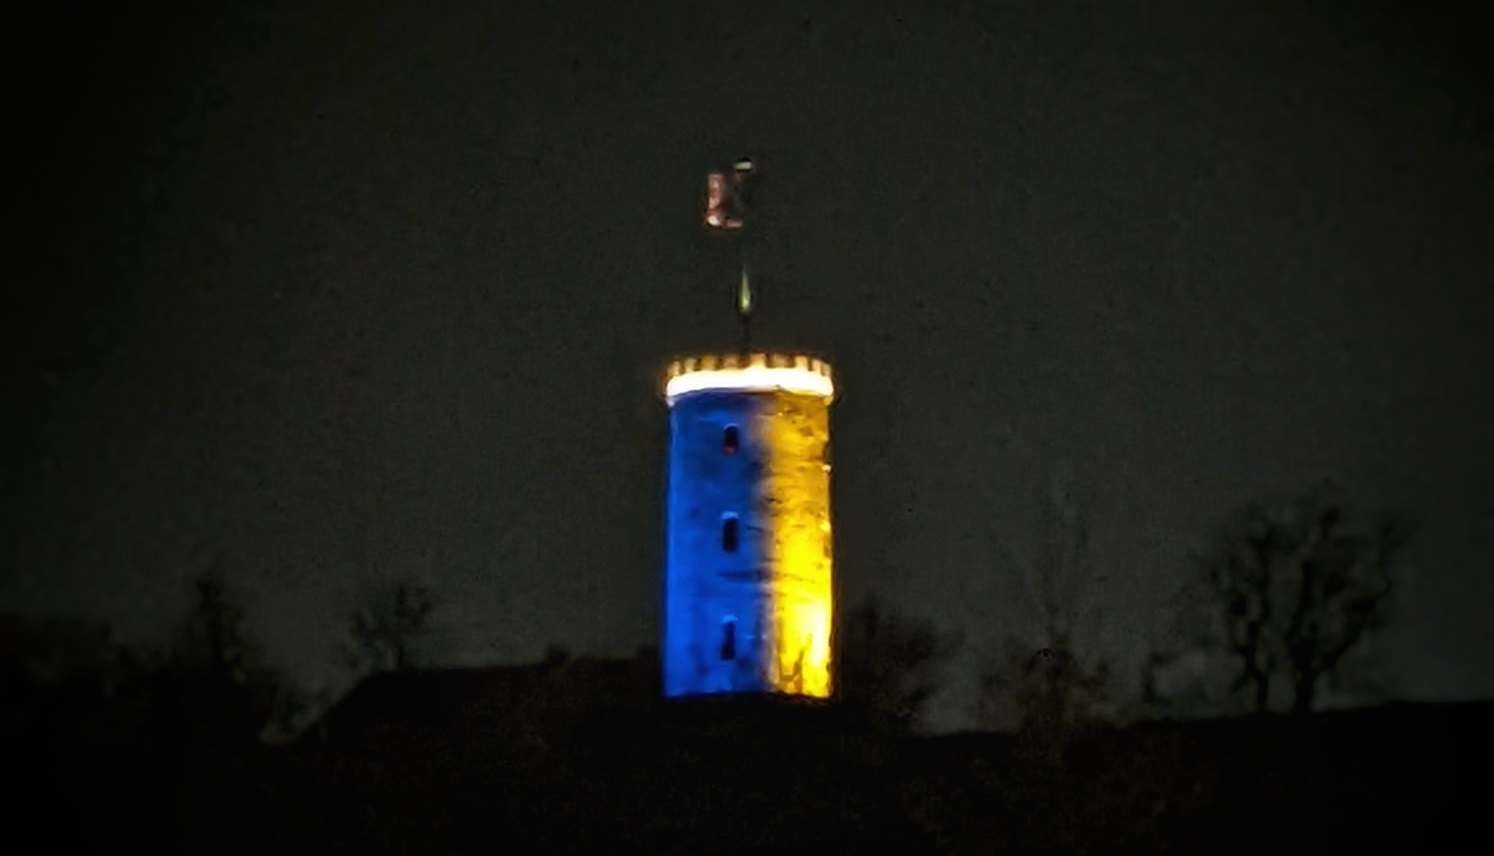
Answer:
xmin=177 ymin=573 xmax=247 ymax=680
xmin=1153 ymin=483 xmax=1412 ymax=716
xmin=346 ymin=579 xmax=434 ymax=674
xmin=980 ymin=644 xmax=1110 ymax=757
xmin=837 ymin=594 xmax=960 ymax=727
xmin=92 ymin=568 xmax=291 ymax=804
xmin=978 ymin=468 xmax=1112 ymax=750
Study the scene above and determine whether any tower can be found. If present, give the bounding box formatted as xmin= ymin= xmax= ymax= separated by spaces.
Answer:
xmin=660 ymin=159 xmax=838 ymax=699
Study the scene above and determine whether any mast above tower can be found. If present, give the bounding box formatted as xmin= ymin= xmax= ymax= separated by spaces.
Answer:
xmin=703 ymin=156 xmax=757 ymax=352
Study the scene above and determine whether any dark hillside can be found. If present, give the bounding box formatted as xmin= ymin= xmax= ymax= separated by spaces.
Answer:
xmin=10 ymin=652 xmax=1486 ymax=853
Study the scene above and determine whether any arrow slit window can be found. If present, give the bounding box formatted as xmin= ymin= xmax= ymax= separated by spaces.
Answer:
xmin=720 ymin=619 xmax=737 ymax=660
xmin=721 ymin=514 xmax=740 ymax=553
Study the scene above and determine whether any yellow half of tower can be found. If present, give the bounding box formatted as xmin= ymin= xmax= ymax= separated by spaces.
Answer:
xmin=759 ymin=390 xmax=834 ymax=698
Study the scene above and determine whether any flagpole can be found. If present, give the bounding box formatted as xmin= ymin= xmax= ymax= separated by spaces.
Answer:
xmin=738 ymin=248 xmax=752 ymax=354
xmin=704 ymin=156 xmax=756 ymax=355
xmin=733 ymin=158 xmax=754 ymax=355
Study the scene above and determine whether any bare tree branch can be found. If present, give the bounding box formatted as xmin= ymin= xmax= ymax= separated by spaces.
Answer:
xmin=1153 ymin=484 xmax=1412 ymax=717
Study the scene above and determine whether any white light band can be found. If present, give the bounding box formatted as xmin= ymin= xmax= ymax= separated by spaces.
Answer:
xmin=665 ymin=365 xmax=835 ymax=404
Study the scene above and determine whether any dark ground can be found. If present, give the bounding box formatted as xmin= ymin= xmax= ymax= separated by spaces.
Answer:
xmin=8 ymin=649 xmax=1486 ymax=854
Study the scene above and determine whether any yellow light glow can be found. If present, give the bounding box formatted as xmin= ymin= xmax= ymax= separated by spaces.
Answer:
xmin=663 ymin=353 xmax=834 ymax=404
xmin=759 ymin=390 xmax=835 ymax=698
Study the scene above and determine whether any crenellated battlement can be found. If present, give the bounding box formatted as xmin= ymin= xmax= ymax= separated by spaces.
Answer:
xmin=662 ymin=352 xmax=835 ymax=404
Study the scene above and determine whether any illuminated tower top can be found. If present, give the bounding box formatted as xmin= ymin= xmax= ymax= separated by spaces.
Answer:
xmin=663 ymin=352 xmax=835 ymax=405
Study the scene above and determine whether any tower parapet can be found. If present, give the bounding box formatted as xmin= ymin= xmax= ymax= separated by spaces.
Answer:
xmin=663 ymin=352 xmax=835 ymax=403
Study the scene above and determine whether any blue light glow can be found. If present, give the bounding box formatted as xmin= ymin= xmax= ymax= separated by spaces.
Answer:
xmin=664 ymin=390 xmax=775 ymax=696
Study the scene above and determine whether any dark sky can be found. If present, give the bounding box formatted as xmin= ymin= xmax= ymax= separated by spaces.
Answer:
xmin=6 ymin=0 xmax=1493 ymax=727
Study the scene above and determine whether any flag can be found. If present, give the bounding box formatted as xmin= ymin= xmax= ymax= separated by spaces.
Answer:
xmin=704 ymin=171 xmax=741 ymax=230
xmin=703 ymin=157 xmax=754 ymax=231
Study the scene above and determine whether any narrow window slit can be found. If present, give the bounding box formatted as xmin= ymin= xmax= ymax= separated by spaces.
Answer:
xmin=721 ymin=514 xmax=739 ymax=552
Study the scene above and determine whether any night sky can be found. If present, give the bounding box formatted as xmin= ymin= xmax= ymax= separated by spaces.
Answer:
xmin=7 ymin=0 xmax=1493 ymax=729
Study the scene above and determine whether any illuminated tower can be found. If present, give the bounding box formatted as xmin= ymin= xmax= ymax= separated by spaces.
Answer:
xmin=661 ymin=159 xmax=838 ymax=699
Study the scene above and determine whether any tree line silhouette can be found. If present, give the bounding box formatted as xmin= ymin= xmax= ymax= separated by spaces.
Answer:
xmin=3 ymin=480 xmax=1443 ymax=852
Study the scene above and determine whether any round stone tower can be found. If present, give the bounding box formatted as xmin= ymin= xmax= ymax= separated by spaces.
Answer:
xmin=661 ymin=352 xmax=836 ymax=698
